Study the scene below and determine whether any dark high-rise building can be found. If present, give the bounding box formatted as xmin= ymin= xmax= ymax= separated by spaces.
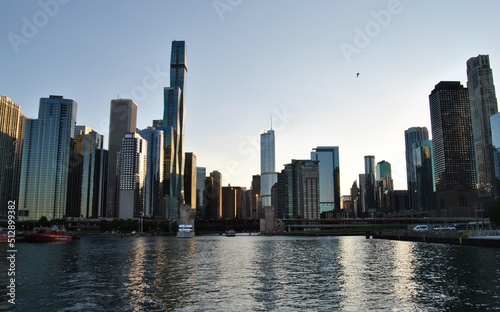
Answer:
xmin=467 ymin=55 xmax=498 ymax=197
xmin=222 ymin=186 xmax=244 ymax=219
xmin=491 ymin=114 xmax=500 ymax=194
xmin=251 ymin=174 xmax=261 ymax=219
xmin=405 ymin=127 xmax=430 ymax=210
xmin=196 ymin=167 xmax=206 ymax=219
xmin=106 ymin=99 xmax=137 ymax=218
xmin=72 ymin=126 xmax=107 ymax=219
xmin=19 ymin=95 xmax=77 ymax=221
xmin=375 ymin=160 xmax=393 ymax=213
xmin=414 ymin=140 xmax=435 ymax=211
xmin=311 ymin=146 xmax=340 ymax=215
xmin=138 ymin=127 xmax=164 ymax=218
xmin=429 ymin=81 xmax=477 ymax=216
xmin=277 ymin=160 xmax=319 ymax=219
xmin=160 ymin=40 xmax=188 ymax=220
xmin=0 ymin=96 xmax=26 ymax=218
xmin=208 ymin=170 xmax=222 ymax=219
xmin=363 ymin=155 xmax=376 ymax=216
xmin=184 ymin=152 xmax=197 ymax=209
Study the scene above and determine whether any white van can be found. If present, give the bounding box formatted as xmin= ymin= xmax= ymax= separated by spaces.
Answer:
xmin=413 ymin=225 xmax=429 ymax=232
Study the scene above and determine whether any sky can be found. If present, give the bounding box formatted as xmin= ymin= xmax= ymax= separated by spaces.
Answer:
xmin=1 ymin=0 xmax=500 ymax=195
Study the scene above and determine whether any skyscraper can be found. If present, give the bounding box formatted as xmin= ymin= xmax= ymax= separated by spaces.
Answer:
xmin=196 ymin=167 xmax=206 ymax=218
xmin=404 ymin=127 xmax=429 ymax=210
xmin=0 ymin=96 xmax=25 ymax=218
xmin=490 ymin=113 xmax=500 ymax=192
xmin=429 ymin=81 xmax=477 ymax=216
xmin=260 ymin=130 xmax=277 ymax=208
xmin=414 ymin=140 xmax=435 ymax=211
xmin=184 ymin=152 xmax=197 ymax=209
xmin=161 ymin=40 xmax=187 ymax=220
xmin=73 ymin=126 xmax=107 ymax=218
xmin=311 ymin=146 xmax=340 ymax=215
xmin=18 ymin=95 xmax=77 ymax=221
xmin=278 ymin=159 xmax=319 ymax=219
xmin=118 ymin=132 xmax=147 ymax=219
xmin=466 ymin=55 xmax=498 ymax=197
xmin=138 ymin=127 xmax=164 ymax=218
xmin=363 ymin=155 xmax=376 ymax=215
xmin=375 ymin=160 xmax=392 ymax=212
xmin=106 ymin=99 xmax=137 ymax=218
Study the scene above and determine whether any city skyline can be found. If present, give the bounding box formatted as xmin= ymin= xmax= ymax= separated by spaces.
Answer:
xmin=2 ymin=1 xmax=500 ymax=195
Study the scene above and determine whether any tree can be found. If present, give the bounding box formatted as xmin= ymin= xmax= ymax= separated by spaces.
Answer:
xmin=39 ymin=216 xmax=49 ymax=227
xmin=488 ymin=197 xmax=500 ymax=227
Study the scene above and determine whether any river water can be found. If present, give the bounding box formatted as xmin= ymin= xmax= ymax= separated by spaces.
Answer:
xmin=1 ymin=235 xmax=499 ymax=311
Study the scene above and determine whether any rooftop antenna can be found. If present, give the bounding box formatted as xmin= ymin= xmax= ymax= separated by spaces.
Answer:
xmin=270 ymin=115 xmax=273 ymax=131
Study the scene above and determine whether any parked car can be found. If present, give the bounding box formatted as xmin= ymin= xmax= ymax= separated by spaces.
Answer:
xmin=413 ymin=225 xmax=429 ymax=232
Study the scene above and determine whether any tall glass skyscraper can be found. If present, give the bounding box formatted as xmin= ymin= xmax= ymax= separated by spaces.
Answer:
xmin=466 ymin=55 xmax=498 ymax=197
xmin=363 ymin=155 xmax=376 ymax=214
xmin=138 ymin=127 xmax=164 ymax=218
xmin=260 ymin=130 xmax=277 ymax=209
xmin=0 ymin=95 xmax=25 ymax=218
xmin=161 ymin=40 xmax=187 ymax=220
xmin=311 ymin=146 xmax=340 ymax=215
xmin=18 ymin=95 xmax=77 ymax=221
xmin=490 ymin=113 xmax=500 ymax=192
xmin=74 ymin=125 xmax=107 ymax=219
xmin=429 ymin=81 xmax=477 ymax=216
xmin=106 ymin=99 xmax=137 ymax=218
xmin=404 ymin=127 xmax=429 ymax=210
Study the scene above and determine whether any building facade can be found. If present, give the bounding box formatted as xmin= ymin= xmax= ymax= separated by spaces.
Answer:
xmin=196 ymin=167 xmax=206 ymax=219
xmin=260 ymin=130 xmax=278 ymax=208
xmin=311 ymin=146 xmax=340 ymax=215
xmin=118 ymin=133 xmax=147 ymax=219
xmin=414 ymin=140 xmax=435 ymax=211
xmin=363 ymin=155 xmax=376 ymax=215
xmin=466 ymin=55 xmax=499 ymax=197
xmin=404 ymin=127 xmax=429 ymax=211
xmin=184 ymin=152 xmax=197 ymax=210
xmin=73 ymin=126 xmax=107 ymax=218
xmin=106 ymin=99 xmax=137 ymax=218
xmin=19 ymin=95 xmax=77 ymax=221
xmin=0 ymin=96 xmax=26 ymax=218
xmin=138 ymin=128 xmax=164 ymax=218
xmin=277 ymin=160 xmax=319 ymax=219
xmin=161 ymin=40 xmax=188 ymax=220
xmin=429 ymin=81 xmax=477 ymax=216
xmin=491 ymin=113 xmax=500 ymax=193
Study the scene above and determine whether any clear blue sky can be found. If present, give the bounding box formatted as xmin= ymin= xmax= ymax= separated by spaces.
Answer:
xmin=1 ymin=0 xmax=499 ymax=195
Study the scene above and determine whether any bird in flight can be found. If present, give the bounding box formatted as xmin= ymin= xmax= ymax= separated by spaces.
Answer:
xmin=356 ymin=73 xmax=359 ymax=78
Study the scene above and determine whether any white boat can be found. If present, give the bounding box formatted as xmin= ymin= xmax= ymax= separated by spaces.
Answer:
xmin=177 ymin=224 xmax=194 ymax=238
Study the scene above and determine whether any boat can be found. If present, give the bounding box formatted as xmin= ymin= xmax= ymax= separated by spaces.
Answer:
xmin=25 ymin=225 xmax=72 ymax=242
xmin=225 ymin=229 xmax=236 ymax=237
xmin=176 ymin=224 xmax=194 ymax=238
xmin=0 ymin=234 xmax=8 ymax=244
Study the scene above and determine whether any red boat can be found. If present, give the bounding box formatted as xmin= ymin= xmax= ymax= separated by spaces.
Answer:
xmin=0 ymin=234 xmax=8 ymax=244
xmin=26 ymin=225 xmax=72 ymax=242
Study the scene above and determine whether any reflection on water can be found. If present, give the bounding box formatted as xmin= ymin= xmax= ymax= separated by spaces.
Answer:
xmin=1 ymin=235 xmax=499 ymax=311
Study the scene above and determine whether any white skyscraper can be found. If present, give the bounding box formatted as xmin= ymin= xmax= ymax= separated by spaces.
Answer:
xmin=260 ymin=130 xmax=277 ymax=209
